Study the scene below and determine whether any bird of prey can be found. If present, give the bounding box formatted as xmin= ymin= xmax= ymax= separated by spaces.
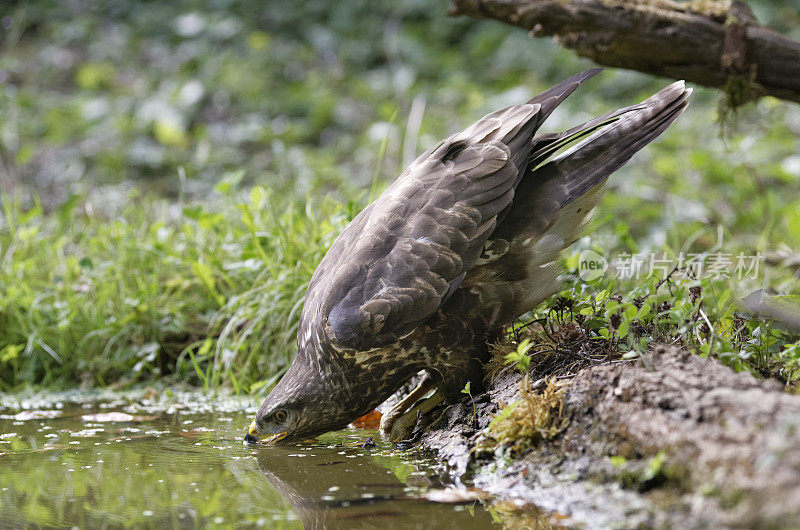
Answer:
xmin=245 ymin=68 xmax=691 ymax=444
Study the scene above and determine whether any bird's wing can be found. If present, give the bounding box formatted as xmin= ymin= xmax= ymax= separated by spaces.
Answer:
xmin=314 ymin=134 xmax=522 ymax=351
xmin=492 ymin=80 xmax=692 ymax=245
xmin=301 ymin=69 xmax=603 ymax=352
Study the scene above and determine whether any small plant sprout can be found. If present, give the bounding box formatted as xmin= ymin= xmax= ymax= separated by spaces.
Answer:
xmin=462 ymin=381 xmax=478 ymax=427
xmin=505 ymin=338 xmax=533 ymax=373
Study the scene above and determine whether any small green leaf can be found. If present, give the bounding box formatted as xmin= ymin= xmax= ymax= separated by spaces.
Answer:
xmin=76 ymin=62 xmax=116 ymax=90
xmin=487 ymin=401 xmax=518 ymax=429
xmin=609 ymin=455 xmax=627 ymax=467
xmin=192 ymin=262 xmax=223 ymax=304
xmin=246 ymin=31 xmax=271 ymax=50
xmin=0 ymin=344 xmax=24 ymax=363
xmin=250 ymin=185 xmax=267 ymax=208
xmin=198 ymin=338 xmax=213 ymax=356
xmin=487 ymin=506 xmax=503 ymax=524
xmin=618 ymin=319 xmax=630 ymax=338
xmin=154 ymin=118 xmax=187 ymax=147
xmin=214 ymin=170 xmax=245 ymax=195
xmin=643 ymin=451 xmax=666 ymax=480
xmin=183 ymin=205 xmax=205 ymax=220
xmin=240 ymin=209 xmax=256 ymax=232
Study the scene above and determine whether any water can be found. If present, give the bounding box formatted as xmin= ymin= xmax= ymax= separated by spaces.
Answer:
xmin=0 ymin=390 xmax=496 ymax=528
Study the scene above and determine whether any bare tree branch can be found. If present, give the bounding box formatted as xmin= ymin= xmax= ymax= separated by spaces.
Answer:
xmin=450 ymin=0 xmax=800 ymax=105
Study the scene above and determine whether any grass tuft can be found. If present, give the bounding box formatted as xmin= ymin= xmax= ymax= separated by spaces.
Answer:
xmin=0 ymin=188 xmax=357 ymax=391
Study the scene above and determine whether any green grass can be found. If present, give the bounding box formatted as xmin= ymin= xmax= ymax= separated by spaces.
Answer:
xmin=2 ymin=163 xmax=797 ymax=392
xmin=0 ymin=183 xmax=358 ymax=391
xmin=0 ymin=0 xmax=798 ymax=392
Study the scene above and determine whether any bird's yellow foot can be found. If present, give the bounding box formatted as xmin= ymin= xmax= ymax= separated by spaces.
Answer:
xmin=380 ymin=377 xmax=435 ymax=441
xmin=385 ymin=409 xmax=419 ymax=442
xmin=382 ymin=390 xmax=445 ymax=442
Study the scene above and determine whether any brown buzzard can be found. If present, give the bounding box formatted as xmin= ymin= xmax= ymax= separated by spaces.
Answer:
xmin=245 ymin=69 xmax=690 ymax=444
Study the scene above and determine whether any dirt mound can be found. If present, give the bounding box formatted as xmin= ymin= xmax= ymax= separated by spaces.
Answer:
xmin=419 ymin=345 xmax=800 ymax=527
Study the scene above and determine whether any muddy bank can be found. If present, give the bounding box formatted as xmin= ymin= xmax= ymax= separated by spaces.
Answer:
xmin=417 ymin=345 xmax=800 ymax=528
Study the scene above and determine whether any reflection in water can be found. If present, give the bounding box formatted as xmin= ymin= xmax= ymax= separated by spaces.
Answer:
xmin=0 ymin=391 xmax=494 ymax=529
xmin=253 ymin=439 xmax=495 ymax=529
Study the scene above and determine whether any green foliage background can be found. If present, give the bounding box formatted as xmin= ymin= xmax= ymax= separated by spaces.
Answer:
xmin=0 ymin=0 xmax=798 ymax=391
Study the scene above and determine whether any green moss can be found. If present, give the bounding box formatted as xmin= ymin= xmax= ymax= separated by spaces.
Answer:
xmin=478 ymin=376 xmax=569 ymax=454
xmin=719 ymin=74 xmax=764 ymax=118
xmin=612 ymin=450 xmax=693 ymax=492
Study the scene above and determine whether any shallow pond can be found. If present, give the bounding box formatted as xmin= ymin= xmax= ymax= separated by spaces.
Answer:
xmin=0 ymin=389 xmax=496 ymax=528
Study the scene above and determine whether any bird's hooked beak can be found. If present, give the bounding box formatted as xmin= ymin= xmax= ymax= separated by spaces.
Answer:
xmin=243 ymin=420 xmax=288 ymax=445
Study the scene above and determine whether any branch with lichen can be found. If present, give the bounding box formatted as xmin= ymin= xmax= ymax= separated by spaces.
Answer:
xmin=450 ymin=0 xmax=800 ymax=107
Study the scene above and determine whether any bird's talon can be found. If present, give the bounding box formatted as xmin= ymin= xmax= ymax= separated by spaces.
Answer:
xmin=388 ymin=409 xmax=420 ymax=443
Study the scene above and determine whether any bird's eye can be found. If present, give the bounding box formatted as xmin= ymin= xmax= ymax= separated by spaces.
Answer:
xmin=274 ymin=409 xmax=288 ymax=423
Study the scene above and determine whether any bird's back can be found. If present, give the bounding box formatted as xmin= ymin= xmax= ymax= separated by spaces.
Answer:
xmin=299 ymin=70 xmax=691 ymax=358
xmin=454 ymin=79 xmax=692 ymax=328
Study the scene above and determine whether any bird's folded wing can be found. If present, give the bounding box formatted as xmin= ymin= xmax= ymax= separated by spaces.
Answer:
xmin=317 ymin=131 xmax=524 ymax=351
xmin=492 ymin=80 xmax=691 ymax=244
xmin=305 ymin=69 xmax=604 ymax=352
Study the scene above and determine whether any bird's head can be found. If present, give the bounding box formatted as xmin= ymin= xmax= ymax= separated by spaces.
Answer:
xmin=244 ymin=354 xmax=351 ymax=444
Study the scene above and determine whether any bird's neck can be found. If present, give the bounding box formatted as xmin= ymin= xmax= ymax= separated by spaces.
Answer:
xmin=297 ymin=338 xmax=421 ymax=428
